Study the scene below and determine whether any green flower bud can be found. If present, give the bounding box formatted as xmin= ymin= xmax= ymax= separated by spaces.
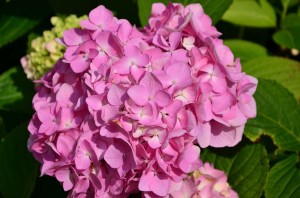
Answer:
xmin=21 ymin=15 xmax=87 ymax=80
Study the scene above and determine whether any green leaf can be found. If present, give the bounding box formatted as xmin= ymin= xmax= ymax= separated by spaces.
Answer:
xmin=0 ymin=15 xmax=39 ymax=48
xmin=197 ymin=0 xmax=233 ymax=24
xmin=0 ymin=0 xmax=51 ymax=48
xmin=265 ymin=155 xmax=300 ymax=198
xmin=280 ymin=0 xmax=290 ymax=20
xmin=201 ymin=142 xmax=269 ymax=198
xmin=0 ymin=67 xmax=35 ymax=113
xmin=273 ymin=14 xmax=300 ymax=50
xmin=245 ymin=79 xmax=300 ymax=151
xmin=137 ymin=0 xmax=233 ymax=26
xmin=224 ymin=39 xmax=268 ymax=63
xmin=0 ymin=123 xmax=38 ymax=198
xmin=222 ymin=0 xmax=276 ymax=27
xmin=0 ymin=115 xmax=5 ymax=139
xmin=242 ymin=57 xmax=300 ymax=101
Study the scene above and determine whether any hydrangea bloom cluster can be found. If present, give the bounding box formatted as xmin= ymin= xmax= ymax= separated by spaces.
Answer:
xmin=28 ymin=3 xmax=257 ymax=197
xmin=171 ymin=162 xmax=238 ymax=198
xmin=21 ymin=15 xmax=87 ymax=80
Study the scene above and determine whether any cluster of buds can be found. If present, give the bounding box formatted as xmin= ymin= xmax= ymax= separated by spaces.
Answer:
xmin=27 ymin=3 xmax=257 ymax=197
xmin=21 ymin=15 xmax=86 ymax=80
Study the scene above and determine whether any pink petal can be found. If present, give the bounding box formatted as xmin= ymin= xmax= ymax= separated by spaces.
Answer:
xmin=101 ymin=104 xmax=119 ymax=122
xmin=211 ymin=92 xmax=234 ymax=113
xmin=148 ymin=136 xmax=161 ymax=149
xmin=95 ymin=31 xmax=121 ymax=57
xmin=107 ymin=85 xmax=126 ymax=106
xmin=169 ymin=31 xmax=182 ymax=51
xmin=63 ymin=28 xmax=88 ymax=46
xmin=210 ymin=121 xmax=243 ymax=147
xmin=56 ymin=83 xmax=78 ymax=108
xmin=113 ymin=58 xmax=131 ymax=74
xmin=154 ymin=90 xmax=170 ymax=107
xmin=166 ymin=62 xmax=192 ymax=89
xmin=151 ymin=172 xmax=170 ymax=196
xmin=55 ymin=168 xmax=74 ymax=191
xmin=70 ymin=56 xmax=90 ymax=73
xmin=140 ymin=72 xmax=163 ymax=97
xmin=104 ymin=144 xmax=123 ymax=168
xmin=80 ymin=19 xmax=98 ymax=31
xmin=117 ymin=20 xmax=132 ymax=44
xmin=127 ymin=85 xmax=149 ymax=106
xmin=86 ymin=95 xmax=103 ymax=110
xmin=89 ymin=5 xmax=114 ymax=26
xmin=197 ymin=122 xmax=211 ymax=148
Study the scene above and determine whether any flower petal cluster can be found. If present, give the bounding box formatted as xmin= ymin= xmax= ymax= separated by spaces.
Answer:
xmin=28 ymin=3 xmax=256 ymax=197
xmin=170 ymin=162 xmax=238 ymax=198
xmin=21 ymin=15 xmax=87 ymax=80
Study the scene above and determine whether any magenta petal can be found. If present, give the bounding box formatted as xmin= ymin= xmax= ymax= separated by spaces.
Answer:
xmin=55 ymin=168 xmax=74 ymax=191
xmin=75 ymin=151 xmax=91 ymax=170
xmin=63 ymin=28 xmax=86 ymax=46
xmin=56 ymin=83 xmax=78 ymax=108
xmin=104 ymin=144 xmax=123 ymax=168
xmin=86 ymin=95 xmax=103 ymax=110
xmin=57 ymin=132 xmax=76 ymax=157
xmin=70 ymin=56 xmax=90 ymax=73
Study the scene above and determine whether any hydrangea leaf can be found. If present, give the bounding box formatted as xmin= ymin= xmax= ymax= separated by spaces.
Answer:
xmin=137 ymin=0 xmax=233 ymax=26
xmin=265 ymin=155 xmax=300 ymax=198
xmin=243 ymin=57 xmax=300 ymax=101
xmin=0 ymin=123 xmax=38 ymax=198
xmin=201 ymin=142 xmax=269 ymax=198
xmin=273 ymin=14 xmax=300 ymax=50
xmin=245 ymin=79 xmax=300 ymax=151
xmin=197 ymin=0 xmax=233 ymax=24
xmin=0 ymin=15 xmax=39 ymax=48
xmin=224 ymin=39 xmax=268 ymax=63
xmin=0 ymin=67 xmax=34 ymax=113
xmin=0 ymin=0 xmax=51 ymax=48
xmin=222 ymin=0 xmax=276 ymax=27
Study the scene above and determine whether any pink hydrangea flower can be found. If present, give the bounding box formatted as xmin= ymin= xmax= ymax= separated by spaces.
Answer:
xmin=27 ymin=3 xmax=256 ymax=197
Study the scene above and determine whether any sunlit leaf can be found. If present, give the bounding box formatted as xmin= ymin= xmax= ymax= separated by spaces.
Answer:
xmin=245 ymin=79 xmax=300 ymax=151
xmin=224 ymin=39 xmax=268 ymax=63
xmin=222 ymin=0 xmax=276 ymax=27
xmin=243 ymin=57 xmax=300 ymax=100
